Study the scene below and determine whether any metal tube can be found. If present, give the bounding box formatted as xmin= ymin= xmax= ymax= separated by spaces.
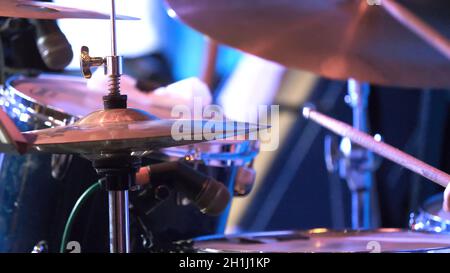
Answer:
xmin=108 ymin=190 xmax=130 ymax=253
xmin=107 ymin=0 xmax=122 ymax=97
xmin=110 ymin=0 xmax=117 ymax=57
xmin=351 ymin=190 xmax=371 ymax=229
xmin=347 ymin=79 xmax=369 ymax=131
xmin=347 ymin=79 xmax=374 ymax=230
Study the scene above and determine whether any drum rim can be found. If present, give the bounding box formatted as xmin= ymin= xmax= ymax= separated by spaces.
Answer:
xmin=155 ymin=140 xmax=260 ymax=167
xmin=3 ymin=74 xmax=81 ymax=126
xmin=190 ymin=228 xmax=450 ymax=253
xmin=193 ymin=228 xmax=406 ymax=242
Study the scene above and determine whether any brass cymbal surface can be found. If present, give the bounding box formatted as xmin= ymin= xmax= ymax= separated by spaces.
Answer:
xmin=166 ymin=0 xmax=450 ymax=88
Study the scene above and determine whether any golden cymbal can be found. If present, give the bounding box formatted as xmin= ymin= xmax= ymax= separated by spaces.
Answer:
xmin=21 ymin=108 xmax=267 ymax=156
xmin=166 ymin=0 xmax=450 ymax=88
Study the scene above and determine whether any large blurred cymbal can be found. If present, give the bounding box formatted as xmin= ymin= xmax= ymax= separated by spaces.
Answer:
xmin=0 ymin=0 xmax=138 ymax=20
xmin=166 ymin=0 xmax=450 ymax=89
xmin=21 ymin=109 xmax=266 ymax=156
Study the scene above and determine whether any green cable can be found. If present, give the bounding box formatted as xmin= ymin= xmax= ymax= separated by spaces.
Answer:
xmin=59 ymin=180 xmax=102 ymax=253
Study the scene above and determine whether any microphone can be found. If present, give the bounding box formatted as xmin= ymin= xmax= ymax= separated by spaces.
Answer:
xmin=136 ymin=161 xmax=231 ymax=216
xmin=30 ymin=19 xmax=73 ymax=70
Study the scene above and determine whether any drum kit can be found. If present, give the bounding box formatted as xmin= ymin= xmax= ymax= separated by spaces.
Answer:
xmin=0 ymin=0 xmax=264 ymax=253
xmin=0 ymin=0 xmax=448 ymax=253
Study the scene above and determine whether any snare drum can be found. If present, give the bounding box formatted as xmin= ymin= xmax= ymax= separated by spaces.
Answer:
xmin=1 ymin=73 xmax=171 ymax=122
xmin=410 ymin=193 xmax=450 ymax=234
xmin=189 ymin=229 xmax=450 ymax=253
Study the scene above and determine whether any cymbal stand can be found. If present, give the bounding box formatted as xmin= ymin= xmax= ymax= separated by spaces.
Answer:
xmin=93 ymin=156 xmax=141 ymax=253
xmin=345 ymin=80 xmax=375 ymax=229
xmin=80 ymin=0 xmax=133 ymax=253
xmin=325 ymin=79 xmax=379 ymax=229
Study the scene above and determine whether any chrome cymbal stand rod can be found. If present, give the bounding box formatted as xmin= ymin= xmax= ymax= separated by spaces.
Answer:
xmin=80 ymin=0 xmax=125 ymax=109
xmin=108 ymin=0 xmax=121 ymax=98
xmin=108 ymin=190 xmax=130 ymax=253
xmin=93 ymin=156 xmax=141 ymax=253
xmin=110 ymin=0 xmax=117 ymax=57
xmin=105 ymin=3 xmax=131 ymax=253
xmin=343 ymin=79 xmax=378 ymax=229
xmin=324 ymin=80 xmax=378 ymax=229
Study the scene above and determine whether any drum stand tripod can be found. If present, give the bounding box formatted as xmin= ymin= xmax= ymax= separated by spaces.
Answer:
xmin=325 ymin=79 xmax=380 ymax=229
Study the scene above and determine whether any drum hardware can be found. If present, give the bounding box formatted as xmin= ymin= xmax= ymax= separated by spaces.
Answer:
xmin=65 ymin=0 xmax=134 ymax=253
xmin=131 ymin=210 xmax=154 ymax=250
xmin=31 ymin=240 xmax=47 ymax=253
xmin=132 ymin=176 xmax=172 ymax=217
xmin=303 ymin=107 xmax=450 ymax=187
xmin=93 ymin=155 xmax=140 ymax=253
xmin=80 ymin=46 xmax=111 ymax=80
xmin=161 ymin=140 xmax=260 ymax=167
xmin=322 ymin=80 xmax=380 ymax=229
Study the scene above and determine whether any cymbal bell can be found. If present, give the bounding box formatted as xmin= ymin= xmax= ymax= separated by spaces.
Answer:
xmin=21 ymin=108 xmax=268 ymax=157
xmin=0 ymin=0 xmax=138 ymax=20
xmin=166 ymin=0 xmax=450 ymax=88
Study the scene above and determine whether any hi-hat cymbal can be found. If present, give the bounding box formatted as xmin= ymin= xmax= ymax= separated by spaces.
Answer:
xmin=21 ymin=108 xmax=267 ymax=156
xmin=166 ymin=0 xmax=450 ymax=89
xmin=0 ymin=0 xmax=138 ymax=20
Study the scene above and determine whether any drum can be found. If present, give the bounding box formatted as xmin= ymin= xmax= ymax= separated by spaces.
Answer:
xmin=189 ymin=229 xmax=450 ymax=253
xmin=0 ymin=73 xmax=109 ymax=252
xmin=0 ymin=73 xmax=259 ymax=252
xmin=410 ymin=193 xmax=450 ymax=234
